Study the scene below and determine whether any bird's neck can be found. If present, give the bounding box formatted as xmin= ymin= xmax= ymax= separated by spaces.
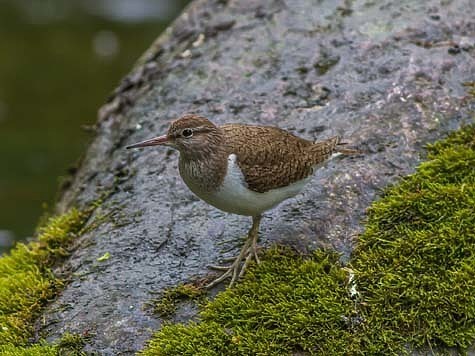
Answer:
xmin=178 ymin=136 xmax=229 ymax=194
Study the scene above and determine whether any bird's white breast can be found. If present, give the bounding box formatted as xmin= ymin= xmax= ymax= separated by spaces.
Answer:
xmin=198 ymin=154 xmax=311 ymax=216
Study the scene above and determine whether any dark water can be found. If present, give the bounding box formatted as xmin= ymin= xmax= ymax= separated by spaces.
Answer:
xmin=0 ymin=0 xmax=189 ymax=252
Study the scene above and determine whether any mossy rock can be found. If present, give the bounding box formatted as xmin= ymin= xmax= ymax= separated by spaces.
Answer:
xmin=352 ymin=124 xmax=475 ymax=352
xmin=0 ymin=209 xmax=90 ymax=353
xmin=0 ymin=125 xmax=472 ymax=354
xmin=141 ymin=124 xmax=475 ymax=355
xmin=153 ymin=283 xmax=205 ymax=318
xmin=142 ymin=248 xmax=356 ymax=355
xmin=0 ymin=343 xmax=58 ymax=356
xmin=0 ymin=333 xmax=88 ymax=356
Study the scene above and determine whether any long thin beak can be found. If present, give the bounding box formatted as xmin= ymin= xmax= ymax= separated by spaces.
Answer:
xmin=126 ymin=135 xmax=168 ymax=149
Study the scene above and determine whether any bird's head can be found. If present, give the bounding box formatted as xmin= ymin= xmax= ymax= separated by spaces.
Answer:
xmin=126 ymin=114 xmax=222 ymax=159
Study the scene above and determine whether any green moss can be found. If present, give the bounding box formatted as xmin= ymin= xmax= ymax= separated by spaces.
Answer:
xmin=0 ymin=343 xmax=58 ymax=356
xmin=141 ymin=249 xmax=356 ymax=355
xmin=463 ymin=82 xmax=475 ymax=98
xmin=56 ymin=332 xmax=88 ymax=355
xmin=153 ymin=284 xmax=205 ymax=318
xmin=140 ymin=124 xmax=475 ymax=355
xmin=0 ymin=209 xmax=90 ymax=347
xmin=0 ymin=332 xmax=88 ymax=356
xmin=351 ymin=124 xmax=475 ymax=351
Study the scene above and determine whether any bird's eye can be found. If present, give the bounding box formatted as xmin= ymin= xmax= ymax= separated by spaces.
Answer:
xmin=182 ymin=128 xmax=193 ymax=138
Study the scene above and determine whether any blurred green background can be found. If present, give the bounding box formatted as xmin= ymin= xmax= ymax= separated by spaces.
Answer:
xmin=0 ymin=0 xmax=189 ymax=253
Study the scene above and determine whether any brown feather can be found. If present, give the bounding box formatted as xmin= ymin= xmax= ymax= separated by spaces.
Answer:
xmin=221 ymin=124 xmax=340 ymax=193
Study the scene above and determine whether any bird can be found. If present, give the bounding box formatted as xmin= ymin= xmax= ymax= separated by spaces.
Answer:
xmin=126 ymin=114 xmax=356 ymax=288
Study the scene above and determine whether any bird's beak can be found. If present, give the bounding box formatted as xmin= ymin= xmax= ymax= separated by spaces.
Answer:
xmin=126 ymin=135 xmax=169 ymax=149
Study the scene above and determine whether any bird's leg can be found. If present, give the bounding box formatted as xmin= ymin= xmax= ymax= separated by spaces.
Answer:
xmin=250 ymin=215 xmax=261 ymax=264
xmin=237 ymin=215 xmax=261 ymax=280
xmin=206 ymin=215 xmax=262 ymax=289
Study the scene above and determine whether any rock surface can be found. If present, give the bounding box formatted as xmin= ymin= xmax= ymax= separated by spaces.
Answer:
xmin=39 ymin=0 xmax=474 ymax=354
xmin=0 ymin=230 xmax=14 ymax=251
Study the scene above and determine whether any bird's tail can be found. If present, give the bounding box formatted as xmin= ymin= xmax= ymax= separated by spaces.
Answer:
xmin=310 ymin=136 xmax=360 ymax=163
xmin=334 ymin=139 xmax=360 ymax=155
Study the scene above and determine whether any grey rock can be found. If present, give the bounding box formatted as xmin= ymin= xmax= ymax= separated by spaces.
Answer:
xmin=38 ymin=0 xmax=475 ymax=354
xmin=0 ymin=230 xmax=14 ymax=251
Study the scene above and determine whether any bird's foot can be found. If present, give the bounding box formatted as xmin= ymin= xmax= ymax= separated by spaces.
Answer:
xmin=206 ymin=238 xmax=260 ymax=289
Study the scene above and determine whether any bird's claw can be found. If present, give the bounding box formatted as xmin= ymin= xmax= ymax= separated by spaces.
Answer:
xmin=205 ymin=239 xmax=260 ymax=289
xmin=207 ymin=264 xmax=232 ymax=271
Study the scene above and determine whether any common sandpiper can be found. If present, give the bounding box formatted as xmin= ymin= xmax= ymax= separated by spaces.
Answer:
xmin=127 ymin=114 xmax=355 ymax=288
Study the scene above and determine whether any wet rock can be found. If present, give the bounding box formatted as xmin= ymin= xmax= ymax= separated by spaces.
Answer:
xmin=39 ymin=0 xmax=475 ymax=354
xmin=0 ymin=230 xmax=14 ymax=252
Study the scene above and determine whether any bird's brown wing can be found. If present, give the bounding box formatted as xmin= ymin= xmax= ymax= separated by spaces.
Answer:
xmin=221 ymin=124 xmax=339 ymax=193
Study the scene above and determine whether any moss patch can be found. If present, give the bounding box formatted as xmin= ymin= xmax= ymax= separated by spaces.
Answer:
xmin=0 ymin=343 xmax=58 ymax=356
xmin=0 ymin=209 xmax=90 ymax=349
xmin=153 ymin=284 xmax=205 ymax=318
xmin=352 ymin=123 xmax=475 ymax=352
xmin=140 ymin=124 xmax=475 ymax=355
xmin=55 ymin=332 xmax=88 ymax=355
xmin=141 ymin=249 xmax=356 ymax=355
xmin=0 ymin=332 xmax=88 ymax=356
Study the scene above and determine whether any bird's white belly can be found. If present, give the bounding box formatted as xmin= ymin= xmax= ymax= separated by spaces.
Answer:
xmin=196 ymin=154 xmax=311 ymax=216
